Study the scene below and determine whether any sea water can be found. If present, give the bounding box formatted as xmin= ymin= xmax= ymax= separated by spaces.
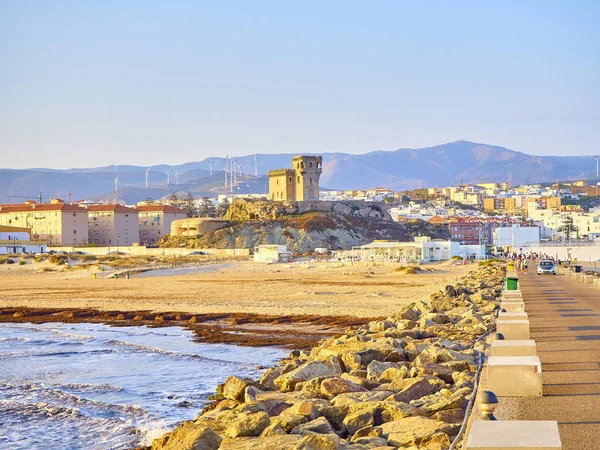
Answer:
xmin=0 ymin=322 xmax=287 ymax=449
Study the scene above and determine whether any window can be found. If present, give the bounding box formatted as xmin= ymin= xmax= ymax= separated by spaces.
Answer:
xmin=73 ymin=230 xmax=77 ymax=234
xmin=73 ymin=212 xmax=76 ymax=217
xmin=297 ymin=176 xmax=300 ymax=183
xmin=309 ymin=162 xmax=313 ymax=168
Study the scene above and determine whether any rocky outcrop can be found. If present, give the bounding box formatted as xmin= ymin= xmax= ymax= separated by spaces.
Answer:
xmin=159 ymin=200 xmax=450 ymax=252
xmin=151 ymin=265 xmax=504 ymax=450
xmin=225 ymin=199 xmax=393 ymax=222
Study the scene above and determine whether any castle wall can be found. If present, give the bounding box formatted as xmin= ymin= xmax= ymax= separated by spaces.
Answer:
xmin=268 ymin=169 xmax=295 ymax=201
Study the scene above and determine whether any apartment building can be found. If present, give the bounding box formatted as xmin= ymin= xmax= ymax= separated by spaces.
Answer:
xmin=0 ymin=201 xmax=88 ymax=245
xmin=448 ymin=217 xmax=491 ymax=245
xmin=87 ymin=204 xmax=139 ymax=246
xmin=136 ymin=204 xmax=187 ymax=245
xmin=483 ymin=197 xmax=516 ymax=214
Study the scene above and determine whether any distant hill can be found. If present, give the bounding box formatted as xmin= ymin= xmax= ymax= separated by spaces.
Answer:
xmin=0 ymin=141 xmax=596 ymax=204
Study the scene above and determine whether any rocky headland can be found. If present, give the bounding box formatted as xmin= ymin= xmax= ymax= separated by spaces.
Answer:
xmin=149 ymin=264 xmax=504 ymax=450
xmin=159 ymin=199 xmax=449 ymax=253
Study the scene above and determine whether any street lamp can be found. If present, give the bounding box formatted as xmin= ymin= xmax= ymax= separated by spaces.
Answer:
xmin=117 ymin=235 xmax=120 ymax=253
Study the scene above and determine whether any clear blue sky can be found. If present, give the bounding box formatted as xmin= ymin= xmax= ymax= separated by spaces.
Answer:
xmin=1 ymin=1 xmax=599 ymax=169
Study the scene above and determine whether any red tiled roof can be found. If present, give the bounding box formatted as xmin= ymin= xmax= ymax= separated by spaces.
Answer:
xmin=0 ymin=203 xmax=87 ymax=213
xmin=136 ymin=205 xmax=186 ymax=213
xmin=86 ymin=204 xmax=137 ymax=213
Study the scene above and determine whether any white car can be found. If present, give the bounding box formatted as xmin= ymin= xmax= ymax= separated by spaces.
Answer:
xmin=537 ymin=260 xmax=556 ymax=275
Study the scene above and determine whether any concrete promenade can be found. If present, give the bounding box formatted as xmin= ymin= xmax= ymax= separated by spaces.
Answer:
xmin=496 ymin=270 xmax=600 ymax=449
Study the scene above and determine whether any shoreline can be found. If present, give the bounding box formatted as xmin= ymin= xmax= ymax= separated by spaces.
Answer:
xmin=0 ymin=307 xmax=383 ymax=350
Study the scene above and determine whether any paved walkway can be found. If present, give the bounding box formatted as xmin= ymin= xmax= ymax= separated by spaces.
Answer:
xmin=496 ymin=270 xmax=600 ymax=449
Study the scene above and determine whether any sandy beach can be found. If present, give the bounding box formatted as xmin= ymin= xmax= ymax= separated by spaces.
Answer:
xmin=0 ymin=258 xmax=475 ymax=318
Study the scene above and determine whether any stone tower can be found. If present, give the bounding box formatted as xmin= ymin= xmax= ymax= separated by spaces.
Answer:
xmin=292 ymin=156 xmax=322 ymax=201
xmin=268 ymin=155 xmax=323 ymax=201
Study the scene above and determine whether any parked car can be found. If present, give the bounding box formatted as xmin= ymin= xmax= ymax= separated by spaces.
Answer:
xmin=537 ymin=260 xmax=556 ymax=275
xmin=188 ymin=251 xmax=206 ymax=255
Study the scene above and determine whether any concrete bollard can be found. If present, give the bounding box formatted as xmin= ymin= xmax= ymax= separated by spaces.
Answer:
xmin=498 ymin=311 xmax=528 ymax=321
xmin=502 ymin=289 xmax=522 ymax=297
xmin=500 ymin=301 xmax=525 ymax=312
xmin=486 ymin=356 xmax=542 ymax=397
xmin=466 ymin=420 xmax=562 ymax=449
xmin=497 ymin=319 xmax=530 ymax=340
xmin=491 ymin=339 xmax=537 ymax=357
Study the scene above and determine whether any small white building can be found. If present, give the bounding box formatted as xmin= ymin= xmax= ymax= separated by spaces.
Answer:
xmin=253 ymin=245 xmax=292 ymax=263
xmin=0 ymin=226 xmax=47 ymax=254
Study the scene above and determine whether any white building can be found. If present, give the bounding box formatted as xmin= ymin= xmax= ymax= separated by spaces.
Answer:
xmin=350 ymin=237 xmax=485 ymax=263
xmin=493 ymin=224 xmax=540 ymax=248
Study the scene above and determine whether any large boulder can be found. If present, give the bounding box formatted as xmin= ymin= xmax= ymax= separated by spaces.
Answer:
xmin=293 ymin=433 xmax=342 ymax=450
xmin=378 ymin=416 xmax=453 ymax=447
xmin=291 ymin=417 xmax=336 ymax=435
xmin=224 ymin=411 xmax=271 ymax=438
xmin=385 ymin=376 xmax=444 ymax=402
xmin=151 ymin=422 xmax=222 ymax=450
xmin=321 ymin=378 xmax=368 ymax=399
xmin=343 ymin=401 xmax=424 ymax=435
xmin=274 ymin=358 xmax=343 ymax=391
xmin=366 ymin=361 xmax=403 ymax=381
xmin=223 ymin=376 xmax=256 ymax=403
xmin=219 ymin=435 xmax=302 ymax=450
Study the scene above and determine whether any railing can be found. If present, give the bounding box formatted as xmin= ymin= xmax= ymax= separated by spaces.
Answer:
xmin=522 ymin=240 xmax=597 ymax=247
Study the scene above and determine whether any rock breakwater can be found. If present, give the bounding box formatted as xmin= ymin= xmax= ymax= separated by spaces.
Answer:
xmin=150 ymin=265 xmax=504 ymax=450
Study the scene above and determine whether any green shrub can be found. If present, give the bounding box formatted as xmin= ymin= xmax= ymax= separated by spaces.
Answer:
xmin=18 ymin=260 xmax=26 ymax=265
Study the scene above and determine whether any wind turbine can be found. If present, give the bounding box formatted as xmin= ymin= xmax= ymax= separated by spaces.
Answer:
xmin=590 ymin=156 xmax=600 ymax=178
xmin=233 ymin=164 xmax=242 ymax=184
xmin=170 ymin=166 xmax=179 ymax=185
xmin=205 ymin=162 xmax=216 ymax=176
xmin=146 ymin=166 xmax=152 ymax=188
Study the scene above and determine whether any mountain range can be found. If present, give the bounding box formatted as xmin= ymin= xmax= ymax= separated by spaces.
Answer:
xmin=0 ymin=141 xmax=597 ymax=204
